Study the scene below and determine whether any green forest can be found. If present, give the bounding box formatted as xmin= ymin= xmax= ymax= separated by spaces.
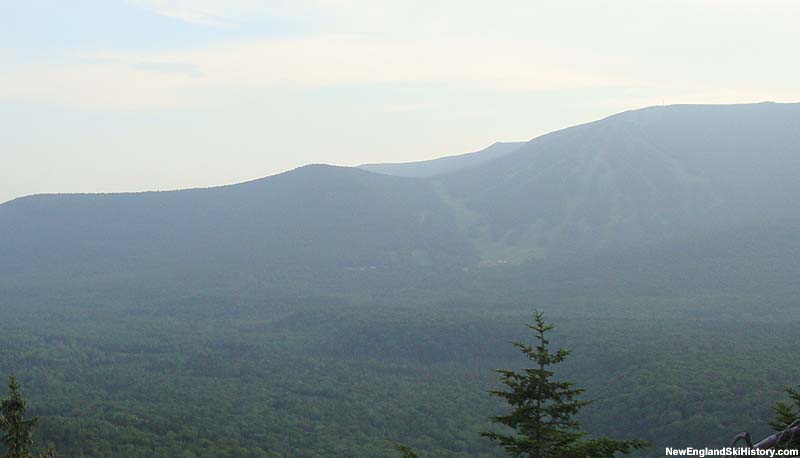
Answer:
xmin=2 ymin=265 xmax=799 ymax=457
xmin=3 ymin=103 xmax=800 ymax=457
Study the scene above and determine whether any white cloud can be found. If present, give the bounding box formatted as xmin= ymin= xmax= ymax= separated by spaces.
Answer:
xmin=1 ymin=60 xmax=199 ymax=109
xmin=125 ymin=0 xmax=331 ymax=26
xmin=187 ymin=35 xmax=634 ymax=89
xmin=126 ymin=0 xmax=267 ymax=26
xmin=0 ymin=35 xmax=638 ymax=109
xmin=5 ymin=0 xmax=798 ymax=110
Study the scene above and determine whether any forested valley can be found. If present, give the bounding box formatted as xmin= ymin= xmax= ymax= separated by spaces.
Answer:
xmin=2 ymin=103 xmax=800 ymax=457
xmin=3 ymin=245 xmax=799 ymax=457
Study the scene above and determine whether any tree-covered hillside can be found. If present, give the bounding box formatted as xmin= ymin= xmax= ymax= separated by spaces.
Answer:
xmin=2 ymin=103 xmax=800 ymax=457
xmin=441 ymin=102 xmax=800 ymax=261
xmin=3 ymin=222 xmax=800 ymax=456
xmin=0 ymin=164 xmax=476 ymax=285
xmin=4 ymin=103 xmax=800 ymax=281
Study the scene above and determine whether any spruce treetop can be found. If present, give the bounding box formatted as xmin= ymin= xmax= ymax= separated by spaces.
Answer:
xmin=483 ymin=311 xmax=646 ymax=458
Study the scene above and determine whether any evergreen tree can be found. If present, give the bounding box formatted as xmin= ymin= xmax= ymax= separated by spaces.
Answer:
xmin=0 ymin=376 xmax=54 ymax=458
xmin=770 ymin=386 xmax=800 ymax=450
xmin=483 ymin=311 xmax=646 ymax=458
xmin=395 ymin=443 xmax=420 ymax=458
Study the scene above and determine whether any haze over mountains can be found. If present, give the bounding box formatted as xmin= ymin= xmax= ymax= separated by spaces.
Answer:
xmin=3 ymin=102 xmax=800 ymax=458
xmin=358 ymin=141 xmax=526 ymax=178
xmin=2 ymin=102 xmax=799 ymax=286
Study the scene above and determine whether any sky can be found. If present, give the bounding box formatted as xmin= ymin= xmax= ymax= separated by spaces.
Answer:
xmin=2 ymin=0 xmax=799 ymax=203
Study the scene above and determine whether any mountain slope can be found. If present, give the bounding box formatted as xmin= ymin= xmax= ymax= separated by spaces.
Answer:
xmin=358 ymin=141 xmax=525 ymax=178
xmin=440 ymin=102 xmax=800 ymax=261
xmin=3 ymin=103 xmax=800 ymax=458
xmin=0 ymin=165 xmax=476 ymax=283
xmin=3 ymin=102 xmax=800 ymax=282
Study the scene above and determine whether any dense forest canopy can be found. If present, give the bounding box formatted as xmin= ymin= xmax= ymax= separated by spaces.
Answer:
xmin=1 ymin=103 xmax=800 ymax=457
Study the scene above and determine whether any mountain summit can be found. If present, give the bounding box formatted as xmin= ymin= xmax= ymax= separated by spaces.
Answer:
xmin=441 ymin=102 xmax=800 ymax=260
xmin=3 ymin=102 xmax=799 ymax=283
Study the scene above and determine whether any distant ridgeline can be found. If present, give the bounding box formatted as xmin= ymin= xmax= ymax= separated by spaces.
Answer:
xmin=2 ymin=102 xmax=800 ymax=285
xmin=2 ymin=102 xmax=800 ymax=457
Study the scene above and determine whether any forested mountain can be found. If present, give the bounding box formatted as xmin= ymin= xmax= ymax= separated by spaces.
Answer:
xmin=358 ymin=141 xmax=525 ymax=178
xmin=0 ymin=164 xmax=475 ymax=284
xmin=2 ymin=102 xmax=800 ymax=457
xmin=441 ymin=102 xmax=800 ymax=260
xmin=4 ymin=102 xmax=800 ymax=283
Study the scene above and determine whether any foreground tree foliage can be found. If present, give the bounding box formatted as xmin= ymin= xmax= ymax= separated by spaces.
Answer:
xmin=764 ymin=386 xmax=800 ymax=451
xmin=483 ymin=311 xmax=647 ymax=458
xmin=395 ymin=444 xmax=420 ymax=458
xmin=771 ymin=387 xmax=800 ymax=432
xmin=726 ymin=385 xmax=800 ymax=456
xmin=0 ymin=376 xmax=54 ymax=458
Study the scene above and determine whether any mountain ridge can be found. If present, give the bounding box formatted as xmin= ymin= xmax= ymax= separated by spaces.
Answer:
xmin=358 ymin=141 xmax=526 ymax=178
xmin=3 ymin=102 xmax=799 ymax=283
xmin=438 ymin=101 xmax=800 ymax=260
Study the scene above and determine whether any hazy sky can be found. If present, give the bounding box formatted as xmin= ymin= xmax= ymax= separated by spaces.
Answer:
xmin=2 ymin=0 xmax=799 ymax=203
